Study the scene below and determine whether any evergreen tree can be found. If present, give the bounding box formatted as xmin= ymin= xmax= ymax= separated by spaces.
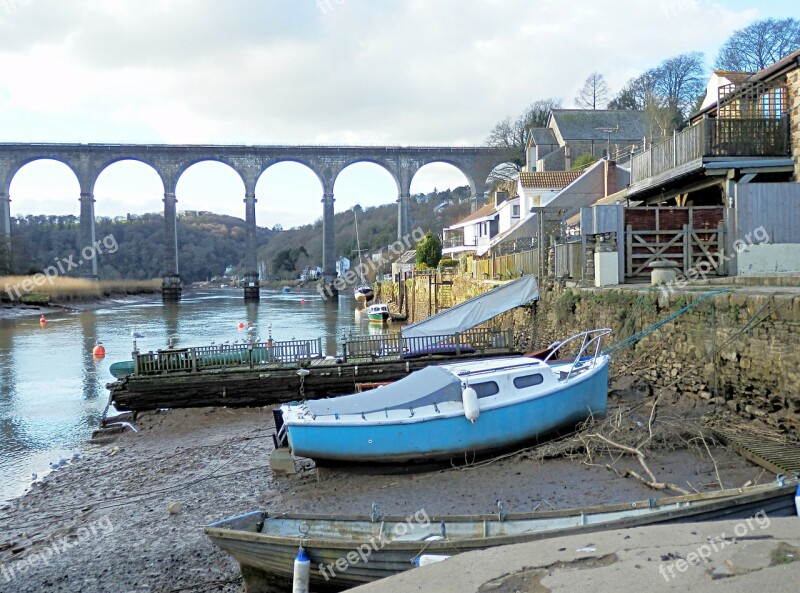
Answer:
xmin=415 ymin=231 xmax=442 ymax=268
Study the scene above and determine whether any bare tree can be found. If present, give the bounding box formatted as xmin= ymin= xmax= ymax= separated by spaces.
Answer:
xmin=486 ymin=98 xmax=562 ymax=182
xmin=575 ymin=73 xmax=610 ymax=109
xmin=608 ymin=52 xmax=705 ymax=138
xmin=608 ymin=72 xmax=654 ymax=111
xmin=649 ymin=51 xmax=706 ymax=124
xmin=716 ymin=18 xmax=800 ymax=72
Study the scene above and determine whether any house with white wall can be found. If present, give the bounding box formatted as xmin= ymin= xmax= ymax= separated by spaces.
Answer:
xmin=442 ymin=202 xmax=499 ymax=257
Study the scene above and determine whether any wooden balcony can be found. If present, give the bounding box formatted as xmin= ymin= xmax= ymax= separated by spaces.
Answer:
xmin=628 ymin=116 xmax=791 ymax=196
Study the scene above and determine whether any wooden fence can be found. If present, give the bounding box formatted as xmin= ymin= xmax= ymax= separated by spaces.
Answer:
xmin=342 ymin=328 xmax=514 ymax=361
xmin=630 ymin=117 xmax=790 ymax=185
xmin=473 ymin=250 xmax=540 ymax=279
xmin=133 ymin=338 xmax=324 ymax=375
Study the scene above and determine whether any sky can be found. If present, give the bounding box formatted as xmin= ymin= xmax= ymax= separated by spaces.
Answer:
xmin=1 ymin=0 xmax=798 ymax=229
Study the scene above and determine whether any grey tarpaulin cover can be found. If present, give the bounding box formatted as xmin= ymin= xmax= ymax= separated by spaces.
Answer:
xmin=401 ymin=274 xmax=539 ymax=339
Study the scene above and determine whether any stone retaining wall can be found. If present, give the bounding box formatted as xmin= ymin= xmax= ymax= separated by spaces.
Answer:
xmin=381 ymin=275 xmax=800 ymax=436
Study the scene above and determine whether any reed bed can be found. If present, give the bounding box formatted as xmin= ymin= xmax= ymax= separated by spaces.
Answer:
xmin=1 ymin=276 xmax=161 ymax=303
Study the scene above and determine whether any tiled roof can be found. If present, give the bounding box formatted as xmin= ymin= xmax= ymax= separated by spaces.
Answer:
xmin=529 ymin=128 xmax=558 ymax=146
xmin=549 ymin=109 xmax=650 ymax=142
xmin=451 ymin=203 xmax=497 ymax=225
xmin=713 ymin=70 xmax=754 ymax=85
xmin=750 ymin=48 xmax=800 ymax=82
xmin=518 ymin=171 xmax=584 ymax=189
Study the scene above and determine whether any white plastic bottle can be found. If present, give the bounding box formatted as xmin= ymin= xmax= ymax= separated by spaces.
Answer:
xmin=293 ymin=547 xmax=310 ymax=593
xmin=413 ymin=554 xmax=451 ymax=567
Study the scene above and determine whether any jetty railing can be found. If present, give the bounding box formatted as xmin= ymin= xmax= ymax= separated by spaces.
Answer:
xmin=341 ymin=327 xmax=514 ymax=361
xmin=132 ymin=338 xmax=323 ymax=376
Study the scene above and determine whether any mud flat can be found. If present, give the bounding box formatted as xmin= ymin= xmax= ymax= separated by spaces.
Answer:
xmin=0 ymin=293 xmax=158 ymax=321
xmin=0 ymin=387 xmax=777 ymax=593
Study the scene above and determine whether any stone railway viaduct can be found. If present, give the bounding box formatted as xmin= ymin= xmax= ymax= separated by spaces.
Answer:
xmin=0 ymin=143 xmax=508 ymax=296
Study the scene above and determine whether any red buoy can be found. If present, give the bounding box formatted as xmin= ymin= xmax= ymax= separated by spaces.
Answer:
xmin=92 ymin=343 xmax=106 ymax=358
xmin=39 ymin=315 xmax=46 ymax=325
xmin=237 ymin=322 xmax=245 ymax=330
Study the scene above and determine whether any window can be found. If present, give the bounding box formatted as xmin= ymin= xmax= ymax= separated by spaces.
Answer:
xmin=512 ymin=205 xmax=520 ymax=217
xmin=513 ymin=374 xmax=544 ymax=389
xmin=472 ymin=381 xmax=499 ymax=398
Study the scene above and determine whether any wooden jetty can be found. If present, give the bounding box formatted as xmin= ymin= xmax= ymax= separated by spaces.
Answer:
xmin=107 ymin=328 xmax=518 ymax=412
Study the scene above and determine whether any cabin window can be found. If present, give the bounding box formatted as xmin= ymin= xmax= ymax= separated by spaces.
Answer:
xmin=513 ymin=373 xmax=544 ymax=389
xmin=472 ymin=381 xmax=499 ymax=398
xmin=512 ymin=205 xmax=520 ymax=217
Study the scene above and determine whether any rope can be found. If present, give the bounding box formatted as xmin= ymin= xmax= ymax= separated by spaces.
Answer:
xmin=652 ymin=294 xmax=787 ymax=393
xmin=604 ymin=289 xmax=730 ymax=356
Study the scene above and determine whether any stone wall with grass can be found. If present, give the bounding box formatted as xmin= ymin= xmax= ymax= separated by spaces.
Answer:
xmin=381 ymin=274 xmax=800 ymax=436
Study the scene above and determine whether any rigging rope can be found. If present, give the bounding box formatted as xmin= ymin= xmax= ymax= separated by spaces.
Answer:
xmin=603 ymin=289 xmax=731 ymax=356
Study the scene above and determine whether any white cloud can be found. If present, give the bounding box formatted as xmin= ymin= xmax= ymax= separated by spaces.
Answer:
xmin=0 ymin=0 xmax=796 ymax=227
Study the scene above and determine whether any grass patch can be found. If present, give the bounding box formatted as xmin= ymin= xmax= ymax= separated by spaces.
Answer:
xmin=20 ymin=293 xmax=50 ymax=305
xmin=554 ymin=289 xmax=581 ymax=322
xmin=1 ymin=276 xmax=161 ymax=303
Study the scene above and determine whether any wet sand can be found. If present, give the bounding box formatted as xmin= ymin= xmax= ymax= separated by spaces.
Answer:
xmin=0 ymin=390 xmax=773 ymax=593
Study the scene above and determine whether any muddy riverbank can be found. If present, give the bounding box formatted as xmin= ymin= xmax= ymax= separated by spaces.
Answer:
xmin=0 ymin=382 xmax=776 ymax=593
xmin=0 ymin=293 xmax=159 ymax=321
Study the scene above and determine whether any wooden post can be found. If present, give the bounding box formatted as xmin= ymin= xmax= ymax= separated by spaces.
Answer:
xmin=625 ymin=223 xmax=633 ymax=279
xmin=428 ymin=273 xmax=432 ymax=317
xmin=682 ymin=224 xmax=690 ymax=273
xmin=673 ymin=129 xmax=677 ymax=167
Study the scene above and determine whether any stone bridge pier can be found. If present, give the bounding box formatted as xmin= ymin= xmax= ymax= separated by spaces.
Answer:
xmin=0 ymin=144 xmax=508 ymax=301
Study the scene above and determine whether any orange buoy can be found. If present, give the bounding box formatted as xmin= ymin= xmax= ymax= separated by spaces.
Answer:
xmin=39 ymin=315 xmax=46 ymax=325
xmin=92 ymin=343 xmax=106 ymax=358
xmin=237 ymin=322 xmax=245 ymax=330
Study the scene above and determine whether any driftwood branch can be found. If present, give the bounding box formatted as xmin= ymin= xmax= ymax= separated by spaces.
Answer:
xmin=584 ymin=432 xmax=690 ymax=495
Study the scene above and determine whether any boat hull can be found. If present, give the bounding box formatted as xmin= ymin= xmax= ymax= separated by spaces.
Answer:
xmin=355 ymin=289 xmax=374 ymax=303
xmin=205 ymin=482 xmax=798 ymax=592
xmin=287 ymin=360 xmax=609 ymax=462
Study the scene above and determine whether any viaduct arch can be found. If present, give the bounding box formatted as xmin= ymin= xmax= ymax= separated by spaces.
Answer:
xmin=0 ymin=143 xmax=509 ymax=297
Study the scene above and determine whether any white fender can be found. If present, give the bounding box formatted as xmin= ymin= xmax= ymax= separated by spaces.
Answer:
xmin=462 ymin=386 xmax=479 ymax=423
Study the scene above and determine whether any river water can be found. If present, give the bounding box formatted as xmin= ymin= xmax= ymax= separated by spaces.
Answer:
xmin=0 ymin=288 xmax=393 ymax=502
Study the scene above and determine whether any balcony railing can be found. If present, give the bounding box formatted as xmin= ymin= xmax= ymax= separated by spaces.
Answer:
xmin=630 ymin=116 xmax=790 ymax=186
xmin=443 ymin=236 xmax=477 ymax=249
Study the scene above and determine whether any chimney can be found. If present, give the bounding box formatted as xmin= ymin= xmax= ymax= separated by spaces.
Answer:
xmin=494 ymin=189 xmax=509 ymax=207
xmin=604 ymin=160 xmax=617 ymax=197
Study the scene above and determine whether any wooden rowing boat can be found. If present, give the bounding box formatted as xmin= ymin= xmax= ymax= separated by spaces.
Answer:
xmin=205 ymin=477 xmax=798 ymax=592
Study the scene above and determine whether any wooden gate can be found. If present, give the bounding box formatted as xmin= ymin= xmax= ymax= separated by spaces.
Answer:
xmin=624 ymin=207 xmax=725 ymax=280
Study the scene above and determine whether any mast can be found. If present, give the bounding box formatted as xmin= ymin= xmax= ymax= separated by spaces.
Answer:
xmin=354 ymin=210 xmax=364 ymax=284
